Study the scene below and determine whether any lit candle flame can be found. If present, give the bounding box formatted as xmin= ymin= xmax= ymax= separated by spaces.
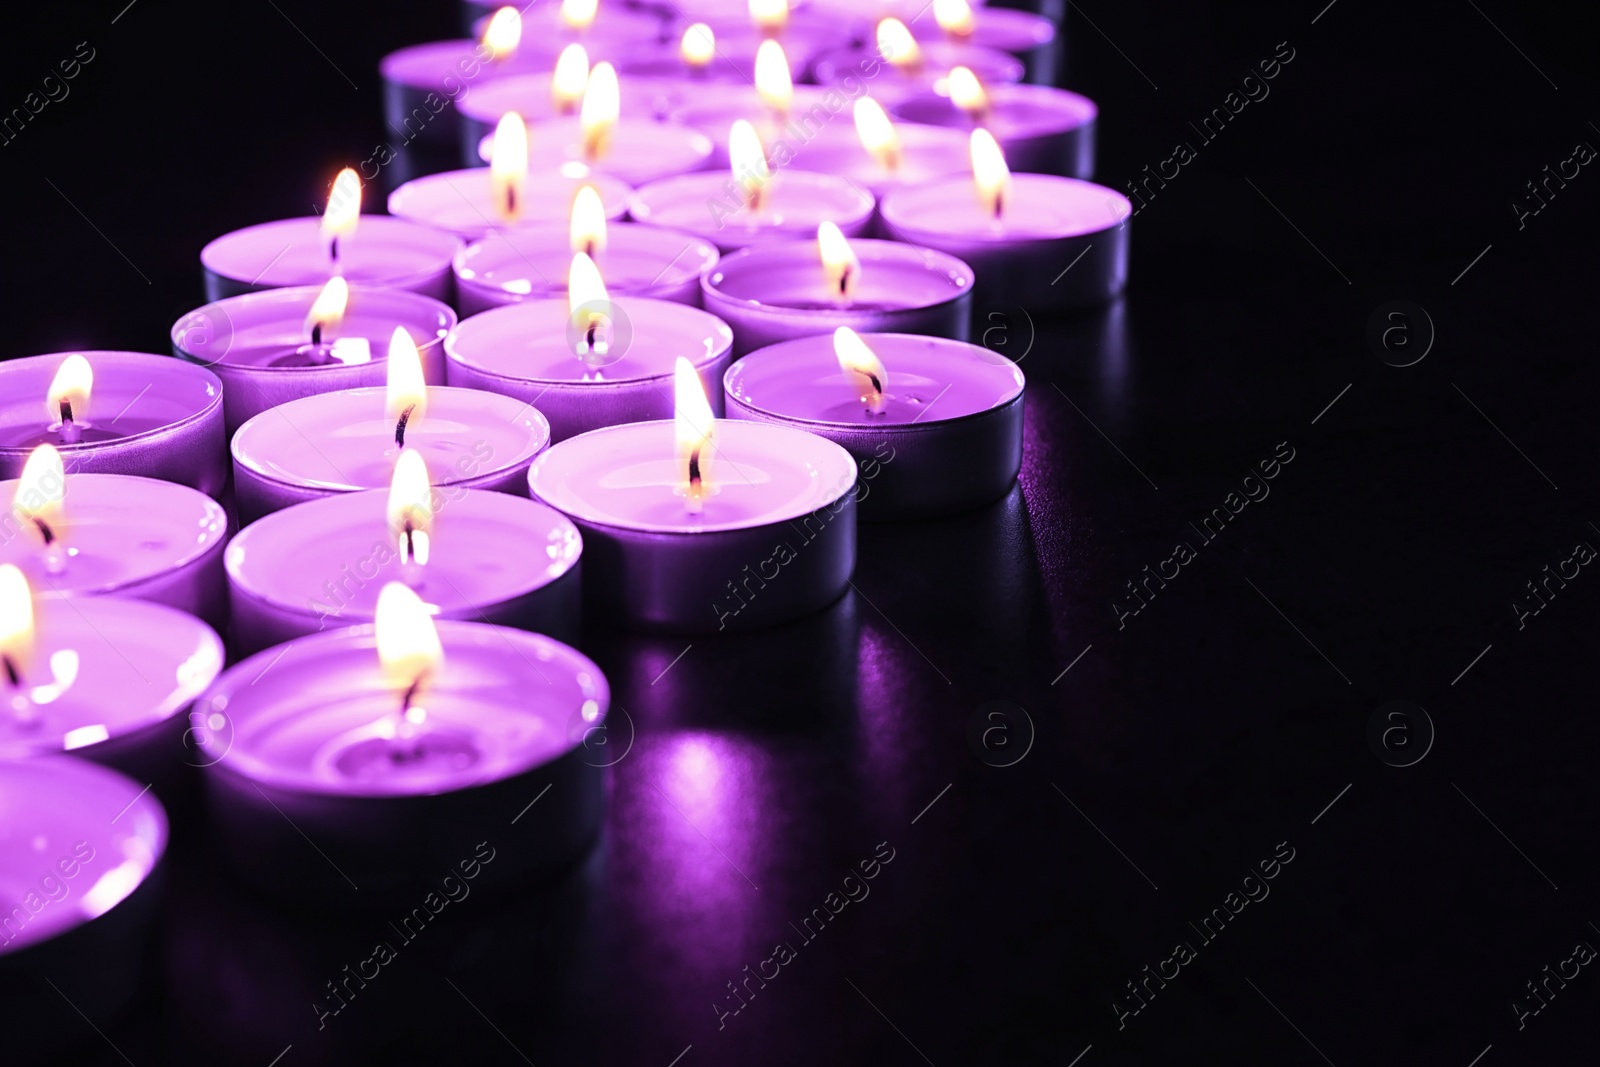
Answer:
xmin=374 ymin=582 xmax=443 ymax=722
xmin=569 ymin=184 xmax=608 ymax=257
xmin=682 ymin=23 xmax=715 ymax=69
xmin=552 ymin=43 xmax=590 ymax=114
xmin=754 ymin=39 xmax=793 ymax=116
xmin=568 ymin=251 xmax=615 ymax=365
xmin=387 ymin=449 xmax=434 ymax=570
xmin=385 ymin=328 xmax=427 ymax=448
xmin=853 ymin=97 xmax=901 ymax=171
xmin=580 ymin=62 xmax=620 ymax=159
xmin=674 ymin=357 xmax=715 ymax=514
xmin=322 ymin=168 xmax=361 ymax=263
xmin=12 ymin=445 xmax=67 ymax=556
xmin=876 ymin=18 xmax=921 ymax=70
xmin=45 ymin=355 xmax=92 ymax=442
xmin=304 ymin=276 xmax=349 ymax=346
xmin=834 ymin=327 xmax=888 ymax=415
xmin=971 ymin=127 xmax=1010 ymax=219
xmin=490 ymin=112 xmax=529 ymax=221
xmin=561 ymin=0 xmax=598 ymax=32
xmin=934 ymin=0 xmax=976 ymax=38
xmin=0 ymin=564 xmax=35 ymax=689
xmin=483 ymin=6 xmax=523 ymax=59
xmin=818 ymin=222 xmax=860 ymax=300
xmin=729 ymin=119 xmax=771 ymax=212
xmin=749 ymin=0 xmax=788 ymax=35
xmin=949 ymin=65 xmax=988 ymax=119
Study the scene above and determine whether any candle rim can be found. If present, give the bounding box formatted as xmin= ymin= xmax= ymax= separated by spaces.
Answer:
xmin=387 ymin=167 xmax=635 ymax=239
xmin=880 ymin=174 xmax=1132 ymax=242
xmin=453 ymin=220 xmax=721 ymax=300
xmin=0 ymin=352 xmax=225 ymax=453
xmin=201 ymin=215 xmax=464 ymax=289
xmin=702 ymin=238 xmax=974 ymax=313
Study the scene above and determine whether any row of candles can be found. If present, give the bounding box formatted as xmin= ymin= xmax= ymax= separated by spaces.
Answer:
xmin=0 ymin=0 xmax=1121 ymax=1034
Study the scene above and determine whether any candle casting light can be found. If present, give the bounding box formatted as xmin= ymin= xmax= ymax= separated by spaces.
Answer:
xmin=491 ymin=112 xmax=529 ymax=222
xmin=552 ymin=43 xmax=590 ymax=115
xmin=972 ymin=128 xmax=1010 ymax=219
xmin=754 ymin=39 xmax=794 ymax=118
xmin=833 ymin=327 xmax=889 ymax=415
xmin=934 ymin=0 xmax=977 ymax=39
xmin=568 ymin=252 xmax=616 ymax=367
xmin=387 ymin=449 xmax=434 ymax=587
xmin=749 ymin=0 xmax=788 ymax=35
xmin=561 ymin=0 xmax=598 ymax=33
xmin=580 ymin=62 xmax=620 ymax=159
xmin=818 ymin=221 xmax=861 ymax=300
xmin=45 ymin=354 xmax=92 ymax=446
xmin=674 ymin=356 xmax=716 ymax=514
xmin=483 ymin=6 xmax=523 ymax=60
xmin=876 ymin=18 xmax=921 ymax=72
xmin=12 ymin=446 xmax=68 ymax=575
xmin=385 ymin=328 xmax=428 ymax=449
xmin=322 ymin=168 xmax=361 ymax=266
xmin=948 ymin=65 xmax=988 ymax=121
xmin=569 ymin=185 xmax=608 ymax=258
xmin=682 ymin=23 xmax=715 ymax=71
xmin=853 ymin=97 xmax=902 ymax=171
xmin=729 ymin=120 xmax=772 ymax=213
xmin=302 ymin=276 xmax=352 ymax=360
xmin=0 ymin=564 xmax=35 ymax=695
xmin=374 ymin=582 xmax=443 ymax=749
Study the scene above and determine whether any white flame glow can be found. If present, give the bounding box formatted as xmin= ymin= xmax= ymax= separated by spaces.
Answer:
xmin=569 ymin=184 xmax=608 ymax=256
xmin=580 ymin=62 xmax=620 ymax=158
xmin=834 ymin=327 xmax=888 ymax=414
xmin=818 ymin=222 xmax=860 ymax=300
xmin=754 ymin=39 xmax=793 ymax=115
xmin=853 ymin=97 xmax=901 ymax=170
xmin=729 ymin=120 xmax=771 ymax=211
xmin=385 ymin=328 xmax=428 ymax=442
xmin=387 ymin=449 xmax=433 ymax=567
xmin=674 ymin=357 xmax=715 ymax=514
xmin=483 ymin=7 xmax=523 ymax=58
xmin=682 ymin=23 xmax=715 ymax=68
xmin=876 ymin=18 xmax=921 ymax=70
xmin=552 ymin=43 xmax=590 ymax=113
xmin=970 ymin=127 xmax=1010 ymax=217
xmin=490 ymin=112 xmax=529 ymax=221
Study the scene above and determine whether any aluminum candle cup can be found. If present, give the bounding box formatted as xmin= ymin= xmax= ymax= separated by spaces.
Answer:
xmin=0 ymin=758 xmax=169 ymax=1061
xmin=630 ymin=171 xmax=875 ymax=253
xmin=784 ymin=120 xmax=974 ymax=199
xmin=725 ymin=332 xmax=1023 ymax=519
xmin=879 ymin=175 xmax=1131 ymax=310
xmin=906 ymin=6 xmax=1059 ymax=84
xmin=454 ymin=223 xmax=719 ymax=313
xmin=527 ymin=419 xmax=858 ymax=633
xmin=230 ymin=385 xmax=551 ymax=524
xmin=891 ymin=84 xmax=1097 ymax=177
xmin=475 ymin=117 xmax=713 ymax=185
xmin=809 ymin=42 xmax=1024 ymax=107
xmin=200 ymin=216 xmax=464 ymax=303
xmin=195 ymin=623 xmax=611 ymax=903
xmin=388 ymin=167 xmax=633 ymax=241
xmin=226 ymin=489 xmax=583 ymax=656
xmin=171 ymin=286 xmax=456 ymax=437
xmin=0 ymin=473 xmax=230 ymax=629
xmin=0 ymin=352 xmax=226 ymax=499
xmin=0 ymin=595 xmax=223 ymax=781
xmin=701 ymin=238 xmax=973 ymax=356
xmin=445 ymin=298 xmax=735 ymax=441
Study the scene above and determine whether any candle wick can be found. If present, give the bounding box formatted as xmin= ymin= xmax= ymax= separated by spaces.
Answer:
xmin=2 ymin=654 xmax=20 ymax=688
xmin=504 ymin=185 xmax=518 ymax=218
xmin=30 ymin=517 xmax=55 ymax=546
xmin=401 ymin=520 xmax=420 ymax=567
xmin=57 ymin=400 xmax=81 ymax=444
xmin=395 ymin=404 xmax=415 ymax=448
xmin=687 ymin=446 xmax=704 ymax=508
xmin=329 ymin=236 xmax=340 ymax=264
xmin=992 ymin=190 xmax=1004 ymax=221
xmin=399 ymin=673 xmax=426 ymax=717
xmin=839 ymin=267 xmax=853 ymax=297
xmin=311 ymin=323 xmax=323 ymax=347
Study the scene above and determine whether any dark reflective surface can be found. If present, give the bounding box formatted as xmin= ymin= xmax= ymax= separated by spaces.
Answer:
xmin=4 ymin=0 xmax=1599 ymax=1063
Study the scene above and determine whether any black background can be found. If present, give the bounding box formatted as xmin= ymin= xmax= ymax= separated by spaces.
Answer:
xmin=4 ymin=0 xmax=1600 ymax=1064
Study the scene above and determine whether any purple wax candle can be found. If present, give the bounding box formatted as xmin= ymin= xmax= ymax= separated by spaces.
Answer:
xmin=0 ymin=351 xmax=226 ymax=499
xmin=890 ymin=69 xmax=1097 ymax=177
xmin=227 ymin=483 xmax=583 ymax=656
xmin=809 ymin=19 xmax=1024 ymax=108
xmin=1 ymin=463 xmax=230 ymax=629
xmin=906 ymin=0 xmax=1058 ymax=84
xmin=527 ymin=364 xmax=858 ymax=632
xmin=878 ymin=132 xmax=1130 ymax=309
xmin=194 ymin=594 xmax=611 ymax=902
xmin=446 ymin=256 xmax=735 ymax=441
xmin=171 ymin=281 xmax=456 ymax=437
xmin=701 ymin=227 xmax=972 ymax=355
xmin=0 ymin=570 xmax=223 ymax=779
xmin=0 ymin=757 xmax=169 ymax=1057
xmin=725 ymin=329 xmax=1023 ymax=518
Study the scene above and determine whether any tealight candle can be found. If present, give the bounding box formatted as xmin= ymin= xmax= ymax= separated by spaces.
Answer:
xmin=388 ymin=113 xmax=633 ymax=241
xmin=630 ymin=120 xmax=875 ymax=252
xmin=616 ymin=20 xmax=834 ymax=86
xmin=527 ymin=359 xmax=858 ymax=632
xmin=195 ymin=584 xmax=611 ymax=902
xmin=471 ymin=0 xmax=668 ymax=55
xmin=201 ymin=168 xmax=464 ymax=303
xmin=809 ymin=18 xmax=1024 ymax=107
xmin=879 ymin=130 xmax=1130 ymax=309
xmin=702 ymin=223 xmax=973 ymax=355
xmin=447 ymin=252 xmax=735 ymax=441
xmin=1 ymin=453 xmax=230 ymax=628
xmin=456 ymin=63 xmax=691 ymax=161
xmin=725 ymin=329 xmax=1023 ymax=518
xmin=171 ymin=279 xmax=456 ymax=437
xmin=0 ymin=757 xmax=168 ymax=1058
xmin=907 ymin=0 xmax=1059 ymax=85
xmin=453 ymin=186 xmax=719 ymax=313
xmin=230 ymin=331 xmax=552 ymax=523
xmin=891 ymin=66 xmax=1097 ymax=177
xmin=0 ymin=351 xmax=226 ymax=499
xmin=783 ymin=97 xmax=972 ymax=201
xmin=226 ymin=458 xmax=583 ymax=656
xmin=0 ymin=566 xmax=223 ymax=780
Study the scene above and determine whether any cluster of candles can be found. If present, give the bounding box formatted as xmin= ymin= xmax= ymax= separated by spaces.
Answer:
xmin=0 ymin=0 xmax=1124 ymax=1018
